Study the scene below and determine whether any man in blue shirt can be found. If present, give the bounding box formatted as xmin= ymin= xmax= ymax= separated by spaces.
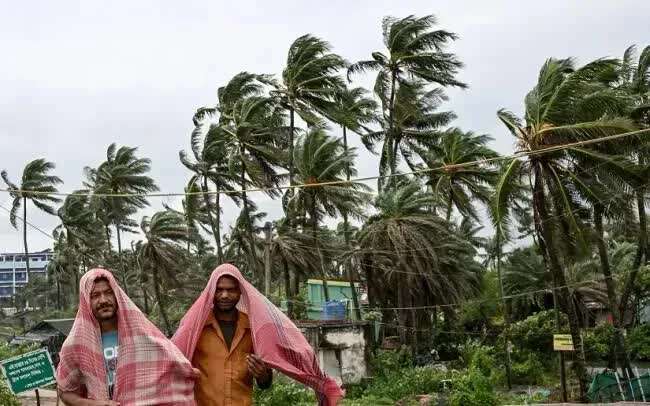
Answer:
xmin=59 ymin=276 xmax=120 ymax=405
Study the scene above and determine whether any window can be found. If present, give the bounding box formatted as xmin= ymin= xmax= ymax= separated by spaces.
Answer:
xmin=16 ymin=273 xmax=26 ymax=281
xmin=0 ymin=287 xmax=12 ymax=296
xmin=0 ymin=273 xmax=11 ymax=281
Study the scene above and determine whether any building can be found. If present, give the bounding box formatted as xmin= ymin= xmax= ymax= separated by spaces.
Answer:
xmin=0 ymin=250 xmax=53 ymax=301
xmin=10 ymin=318 xmax=74 ymax=367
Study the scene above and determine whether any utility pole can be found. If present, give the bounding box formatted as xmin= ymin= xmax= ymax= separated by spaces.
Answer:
xmin=495 ymin=232 xmax=513 ymax=390
xmin=264 ymin=222 xmax=272 ymax=296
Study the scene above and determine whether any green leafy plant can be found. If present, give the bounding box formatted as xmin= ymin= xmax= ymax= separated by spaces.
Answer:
xmin=448 ymin=368 xmax=498 ymax=406
xmin=628 ymin=324 xmax=650 ymax=361
xmin=253 ymin=377 xmax=316 ymax=405
xmin=583 ymin=323 xmax=615 ymax=361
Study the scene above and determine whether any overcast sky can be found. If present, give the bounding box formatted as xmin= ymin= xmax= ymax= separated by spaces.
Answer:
xmin=1 ymin=0 xmax=649 ymax=253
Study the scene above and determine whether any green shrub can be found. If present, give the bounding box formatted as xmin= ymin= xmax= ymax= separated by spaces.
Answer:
xmin=511 ymin=352 xmax=546 ymax=385
xmin=448 ymin=369 xmax=498 ymax=406
xmin=510 ymin=310 xmax=568 ymax=355
xmin=583 ymin=323 xmax=615 ymax=361
xmin=628 ymin=324 xmax=650 ymax=361
xmin=458 ymin=341 xmax=504 ymax=385
xmin=363 ymin=366 xmax=445 ymax=401
xmin=253 ymin=377 xmax=316 ymax=405
xmin=369 ymin=348 xmax=413 ymax=379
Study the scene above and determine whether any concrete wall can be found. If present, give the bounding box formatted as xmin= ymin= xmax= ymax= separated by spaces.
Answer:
xmin=299 ymin=322 xmax=369 ymax=385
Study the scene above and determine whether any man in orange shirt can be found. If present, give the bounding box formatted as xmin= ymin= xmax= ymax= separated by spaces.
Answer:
xmin=191 ymin=273 xmax=272 ymax=405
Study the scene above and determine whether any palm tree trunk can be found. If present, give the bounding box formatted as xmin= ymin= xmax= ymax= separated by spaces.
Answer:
xmin=342 ymin=126 xmax=362 ymax=320
xmin=619 ymin=184 xmax=647 ymax=328
xmin=152 ymin=268 xmax=171 ymax=336
xmin=201 ymin=176 xmax=222 ymax=263
xmin=23 ymin=197 xmax=31 ymax=283
xmin=115 ymin=223 xmax=128 ymax=295
xmin=495 ymin=232 xmax=513 ymax=390
xmin=311 ymin=205 xmax=330 ymax=302
xmin=215 ymin=186 xmax=223 ymax=261
xmin=533 ymin=166 xmax=588 ymax=400
xmin=594 ymin=204 xmax=633 ymax=376
xmin=283 ymin=256 xmax=294 ymax=319
xmin=446 ymin=193 xmax=454 ymax=223
xmin=388 ymin=70 xmax=397 ymax=177
xmin=240 ymin=145 xmax=261 ymax=285
xmin=105 ymin=225 xmax=112 ymax=252
xmin=56 ymin=279 xmax=61 ymax=311
xmin=289 ymin=107 xmax=295 ymax=188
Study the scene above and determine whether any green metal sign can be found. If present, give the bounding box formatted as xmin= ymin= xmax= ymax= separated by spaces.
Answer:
xmin=0 ymin=348 xmax=56 ymax=394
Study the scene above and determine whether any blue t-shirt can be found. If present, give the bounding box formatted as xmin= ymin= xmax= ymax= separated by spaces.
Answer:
xmin=101 ymin=331 xmax=119 ymax=399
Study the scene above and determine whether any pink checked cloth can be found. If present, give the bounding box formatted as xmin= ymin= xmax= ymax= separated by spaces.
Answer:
xmin=172 ymin=263 xmax=344 ymax=405
xmin=56 ymin=268 xmax=196 ymax=405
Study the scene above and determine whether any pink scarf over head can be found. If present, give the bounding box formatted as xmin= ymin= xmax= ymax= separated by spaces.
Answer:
xmin=56 ymin=268 xmax=196 ymax=405
xmin=172 ymin=263 xmax=345 ymax=406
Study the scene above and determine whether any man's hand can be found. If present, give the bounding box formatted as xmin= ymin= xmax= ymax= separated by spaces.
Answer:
xmin=58 ymin=389 xmax=120 ymax=406
xmin=191 ymin=367 xmax=201 ymax=380
xmin=246 ymin=354 xmax=271 ymax=382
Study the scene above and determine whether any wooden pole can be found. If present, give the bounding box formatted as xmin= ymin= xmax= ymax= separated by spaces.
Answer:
xmin=264 ymin=222 xmax=272 ymax=297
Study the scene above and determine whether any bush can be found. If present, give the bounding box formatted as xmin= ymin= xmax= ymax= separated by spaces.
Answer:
xmin=458 ymin=341 xmax=503 ymax=384
xmin=364 ymin=366 xmax=446 ymax=401
xmin=511 ymin=352 xmax=546 ymax=385
xmin=583 ymin=323 xmax=615 ymax=361
xmin=253 ymin=377 xmax=315 ymax=405
xmin=628 ymin=324 xmax=650 ymax=361
xmin=510 ymin=310 xmax=567 ymax=355
xmin=448 ymin=368 xmax=498 ymax=406
xmin=369 ymin=348 xmax=413 ymax=379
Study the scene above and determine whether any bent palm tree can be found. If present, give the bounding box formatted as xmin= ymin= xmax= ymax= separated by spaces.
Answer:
xmin=419 ymin=128 xmax=498 ymax=222
xmin=273 ymin=35 xmax=346 ymax=205
xmin=2 ymin=159 xmax=62 ymax=281
xmin=289 ymin=128 xmax=369 ymax=303
xmin=89 ymin=144 xmax=159 ymax=292
xmin=139 ymin=210 xmax=190 ymax=335
xmin=492 ymin=57 xmax=642 ymax=398
xmin=348 ymin=15 xmax=465 ymax=178
xmin=330 ymin=86 xmax=378 ymax=318
xmin=359 ymin=178 xmax=480 ymax=344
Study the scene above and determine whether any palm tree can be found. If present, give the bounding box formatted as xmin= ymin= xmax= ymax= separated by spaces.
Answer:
xmin=217 ymin=87 xmax=287 ymax=282
xmin=288 ymin=128 xmax=369 ymax=303
xmin=359 ymin=178 xmax=480 ymax=344
xmin=164 ymin=179 xmax=213 ymax=254
xmin=329 ymin=86 xmax=378 ymax=318
xmin=419 ymin=128 xmax=498 ymax=222
xmin=615 ymin=45 xmax=650 ymax=328
xmin=138 ymin=210 xmax=190 ymax=335
xmin=223 ymin=204 xmax=267 ymax=282
xmin=89 ymin=144 xmax=159 ymax=292
xmin=348 ymin=14 xmax=466 ymax=178
xmin=273 ymin=35 xmax=346 ymax=202
xmin=493 ymin=57 xmax=642 ymax=398
xmin=181 ymin=104 xmax=245 ymax=262
xmin=269 ymin=218 xmax=322 ymax=318
xmin=2 ymin=159 xmax=62 ymax=280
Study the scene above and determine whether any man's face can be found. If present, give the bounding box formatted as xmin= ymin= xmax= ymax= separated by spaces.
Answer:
xmin=214 ymin=276 xmax=241 ymax=312
xmin=90 ymin=279 xmax=117 ymax=321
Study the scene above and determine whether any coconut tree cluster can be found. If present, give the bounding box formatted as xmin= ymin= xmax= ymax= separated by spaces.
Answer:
xmin=2 ymin=15 xmax=649 ymax=400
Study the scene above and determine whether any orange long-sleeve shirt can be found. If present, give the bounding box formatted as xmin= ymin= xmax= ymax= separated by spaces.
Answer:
xmin=192 ymin=312 xmax=255 ymax=406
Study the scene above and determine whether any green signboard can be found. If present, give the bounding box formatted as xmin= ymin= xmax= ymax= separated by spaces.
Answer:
xmin=0 ymin=348 xmax=56 ymax=394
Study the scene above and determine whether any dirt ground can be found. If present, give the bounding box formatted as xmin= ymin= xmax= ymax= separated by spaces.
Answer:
xmin=18 ymin=389 xmax=59 ymax=406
